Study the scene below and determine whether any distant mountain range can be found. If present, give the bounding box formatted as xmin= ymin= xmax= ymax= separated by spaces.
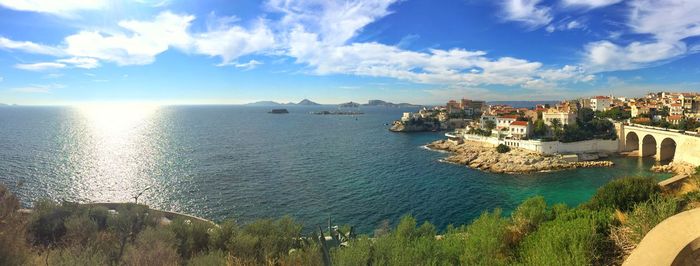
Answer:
xmin=246 ymin=99 xmax=420 ymax=107
xmin=246 ymin=99 xmax=320 ymax=106
xmin=362 ymin=99 xmax=421 ymax=108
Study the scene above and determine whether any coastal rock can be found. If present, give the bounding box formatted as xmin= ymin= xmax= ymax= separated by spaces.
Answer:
xmin=426 ymin=139 xmax=614 ymax=174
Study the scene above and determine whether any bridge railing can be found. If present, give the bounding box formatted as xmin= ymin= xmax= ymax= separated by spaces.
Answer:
xmin=625 ymin=123 xmax=700 ymax=138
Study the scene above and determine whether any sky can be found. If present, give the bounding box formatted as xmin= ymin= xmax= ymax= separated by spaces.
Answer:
xmin=0 ymin=0 xmax=699 ymax=105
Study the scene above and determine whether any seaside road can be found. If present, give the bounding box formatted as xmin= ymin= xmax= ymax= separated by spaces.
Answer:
xmin=624 ymin=207 xmax=700 ymax=266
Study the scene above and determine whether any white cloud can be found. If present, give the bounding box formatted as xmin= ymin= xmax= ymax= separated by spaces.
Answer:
xmin=582 ymin=0 xmax=700 ymax=72
xmin=500 ymin=0 xmax=552 ymax=28
xmin=64 ymin=11 xmax=195 ymax=65
xmin=268 ymin=0 xmax=397 ymax=45
xmin=15 ymin=62 xmax=66 ymax=71
xmin=562 ymin=0 xmax=622 ymax=9
xmin=0 ymin=37 xmax=64 ymax=56
xmin=584 ymin=40 xmax=686 ymax=72
xmin=193 ymin=20 xmax=275 ymax=65
xmin=56 ymin=57 xmax=100 ymax=69
xmin=0 ymin=0 xmax=107 ymax=16
xmin=545 ymin=19 xmax=585 ymax=32
xmin=10 ymin=83 xmax=64 ymax=93
xmin=226 ymin=59 xmax=263 ymax=70
xmin=287 ymin=27 xmax=592 ymax=89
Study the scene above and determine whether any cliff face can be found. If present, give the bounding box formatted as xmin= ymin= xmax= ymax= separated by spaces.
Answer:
xmin=389 ymin=122 xmax=437 ymax=132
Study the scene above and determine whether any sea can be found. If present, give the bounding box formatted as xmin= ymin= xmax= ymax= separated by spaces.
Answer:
xmin=0 ymin=105 xmax=671 ymax=233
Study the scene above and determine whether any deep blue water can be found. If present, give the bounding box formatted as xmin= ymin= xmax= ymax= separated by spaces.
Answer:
xmin=0 ymin=105 xmax=670 ymax=233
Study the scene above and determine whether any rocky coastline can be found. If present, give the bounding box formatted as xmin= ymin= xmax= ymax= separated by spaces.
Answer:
xmin=426 ymin=139 xmax=614 ymax=174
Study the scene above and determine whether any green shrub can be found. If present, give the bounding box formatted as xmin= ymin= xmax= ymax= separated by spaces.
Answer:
xmin=123 ymin=227 xmax=180 ymax=266
xmin=187 ymin=250 xmax=228 ymax=266
xmin=170 ymin=218 xmax=214 ymax=259
xmin=28 ymin=200 xmax=81 ymax=246
xmin=518 ymin=216 xmax=603 ymax=266
xmin=64 ymin=213 xmax=99 ymax=246
xmin=586 ymin=177 xmax=660 ymax=211
xmin=460 ymin=209 xmax=511 ymax=265
xmin=0 ymin=185 xmax=33 ymax=265
xmin=496 ymin=144 xmax=511 ymax=153
xmin=332 ymin=236 xmax=373 ymax=266
xmin=218 ymin=216 xmax=302 ymax=263
xmin=625 ymin=196 xmax=679 ymax=243
xmin=511 ymin=196 xmax=549 ymax=237
xmin=44 ymin=246 xmax=109 ymax=266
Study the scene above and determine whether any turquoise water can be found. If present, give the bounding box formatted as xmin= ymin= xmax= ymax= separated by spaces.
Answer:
xmin=0 ymin=105 xmax=670 ymax=233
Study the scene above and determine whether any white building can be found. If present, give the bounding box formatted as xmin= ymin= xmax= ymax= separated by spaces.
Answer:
xmin=401 ymin=112 xmax=412 ymax=122
xmin=509 ymin=121 xmax=532 ymax=139
xmin=542 ymin=110 xmax=577 ymax=126
xmin=670 ymin=103 xmax=684 ymax=116
xmin=590 ymin=96 xmax=612 ymax=111
xmin=496 ymin=115 xmax=518 ymax=130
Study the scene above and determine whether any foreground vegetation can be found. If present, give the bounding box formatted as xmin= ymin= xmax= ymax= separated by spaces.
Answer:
xmin=2 ymin=174 xmax=700 ymax=265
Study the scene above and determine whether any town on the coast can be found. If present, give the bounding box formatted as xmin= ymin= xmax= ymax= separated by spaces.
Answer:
xmin=394 ymin=92 xmax=700 ymax=179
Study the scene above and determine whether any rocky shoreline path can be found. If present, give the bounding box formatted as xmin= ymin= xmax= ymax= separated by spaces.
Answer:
xmin=426 ymin=140 xmax=614 ymax=174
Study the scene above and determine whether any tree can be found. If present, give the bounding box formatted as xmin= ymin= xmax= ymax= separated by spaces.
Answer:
xmin=550 ymin=118 xmax=562 ymax=138
xmin=496 ymin=144 xmax=510 ymax=153
xmin=533 ymin=119 xmax=547 ymax=137
xmin=484 ymin=120 xmax=496 ymax=131
xmin=578 ymin=108 xmax=594 ymax=123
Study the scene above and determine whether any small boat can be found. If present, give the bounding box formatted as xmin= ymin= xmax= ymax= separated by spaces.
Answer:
xmin=268 ymin=109 xmax=289 ymax=114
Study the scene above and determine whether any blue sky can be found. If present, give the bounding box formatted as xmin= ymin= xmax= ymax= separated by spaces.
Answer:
xmin=0 ymin=0 xmax=699 ymax=105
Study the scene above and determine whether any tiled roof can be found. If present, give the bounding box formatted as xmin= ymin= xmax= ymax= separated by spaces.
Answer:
xmin=510 ymin=121 xmax=529 ymax=126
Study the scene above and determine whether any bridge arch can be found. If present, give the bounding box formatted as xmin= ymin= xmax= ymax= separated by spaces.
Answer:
xmin=659 ymin=138 xmax=677 ymax=162
xmin=625 ymin=131 xmax=639 ymax=152
xmin=641 ymin=134 xmax=657 ymax=157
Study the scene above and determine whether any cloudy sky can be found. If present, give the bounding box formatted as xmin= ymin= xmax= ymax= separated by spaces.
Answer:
xmin=1 ymin=0 xmax=700 ymax=105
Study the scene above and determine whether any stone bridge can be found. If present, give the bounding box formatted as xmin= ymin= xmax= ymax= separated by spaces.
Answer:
xmin=616 ymin=123 xmax=700 ymax=165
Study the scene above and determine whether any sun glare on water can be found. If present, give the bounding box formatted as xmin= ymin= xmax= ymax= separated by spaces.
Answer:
xmin=71 ymin=103 xmax=164 ymax=204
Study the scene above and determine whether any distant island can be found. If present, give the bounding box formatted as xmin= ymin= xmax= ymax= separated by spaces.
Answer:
xmin=268 ymin=109 xmax=289 ymax=114
xmin=339 ymin=101 xmax=360 ymax=108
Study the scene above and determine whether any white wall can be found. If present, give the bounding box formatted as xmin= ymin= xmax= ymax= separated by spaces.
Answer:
xmin=462 ymin=133 xmax=618 ymax=155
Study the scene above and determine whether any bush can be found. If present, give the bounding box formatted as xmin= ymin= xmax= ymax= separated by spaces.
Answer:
xmin=511 ymin=196 xmax=549 ymax=239
xmin=496 ymin=144 xmax=511 ymax=153
xmin=170 ymin=218 xmax=214 ymax=259
xmin=586 ymin=177 xmax=660 ymax=211
xmin=0 ymin=185 xmax=33 ymax=265
xmin=123 ymin=227 xmax=180 ymax=266
xmin=29 ymin=200 xmax=79 ymax=246
xmin=460 ymin=209 xmax=511 ymax=265
xmin=518 ymin=216 xmax=603 ymax=265
xmin=625 ymin=196 xmax=679 ymax=243
xmin=188 ymin=251 xmax=229 ymax=266
xmin=44 ymin=246 xmax=109 ymax=266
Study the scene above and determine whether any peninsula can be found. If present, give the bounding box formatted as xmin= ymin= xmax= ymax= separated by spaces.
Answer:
xmin=419 ymin=92 xmax=700 ymax=175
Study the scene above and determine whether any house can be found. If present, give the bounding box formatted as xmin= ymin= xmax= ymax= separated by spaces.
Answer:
xmin=668 ymin=115 xmax=683 ymax=125
xmin=631 ymin=104 xmax=653 ymax=118
xmin=542 ymin=109 xmax=577 ymax=126
xmin=670 ymin=103 xmax=684 ymax=116
xmin=496 ymin=115 xmax=518 ymax=130
xmin=590 ymin=96 xmax=612 ymax=111
xmin=509 ymin=121 xmax=532 ymax=139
